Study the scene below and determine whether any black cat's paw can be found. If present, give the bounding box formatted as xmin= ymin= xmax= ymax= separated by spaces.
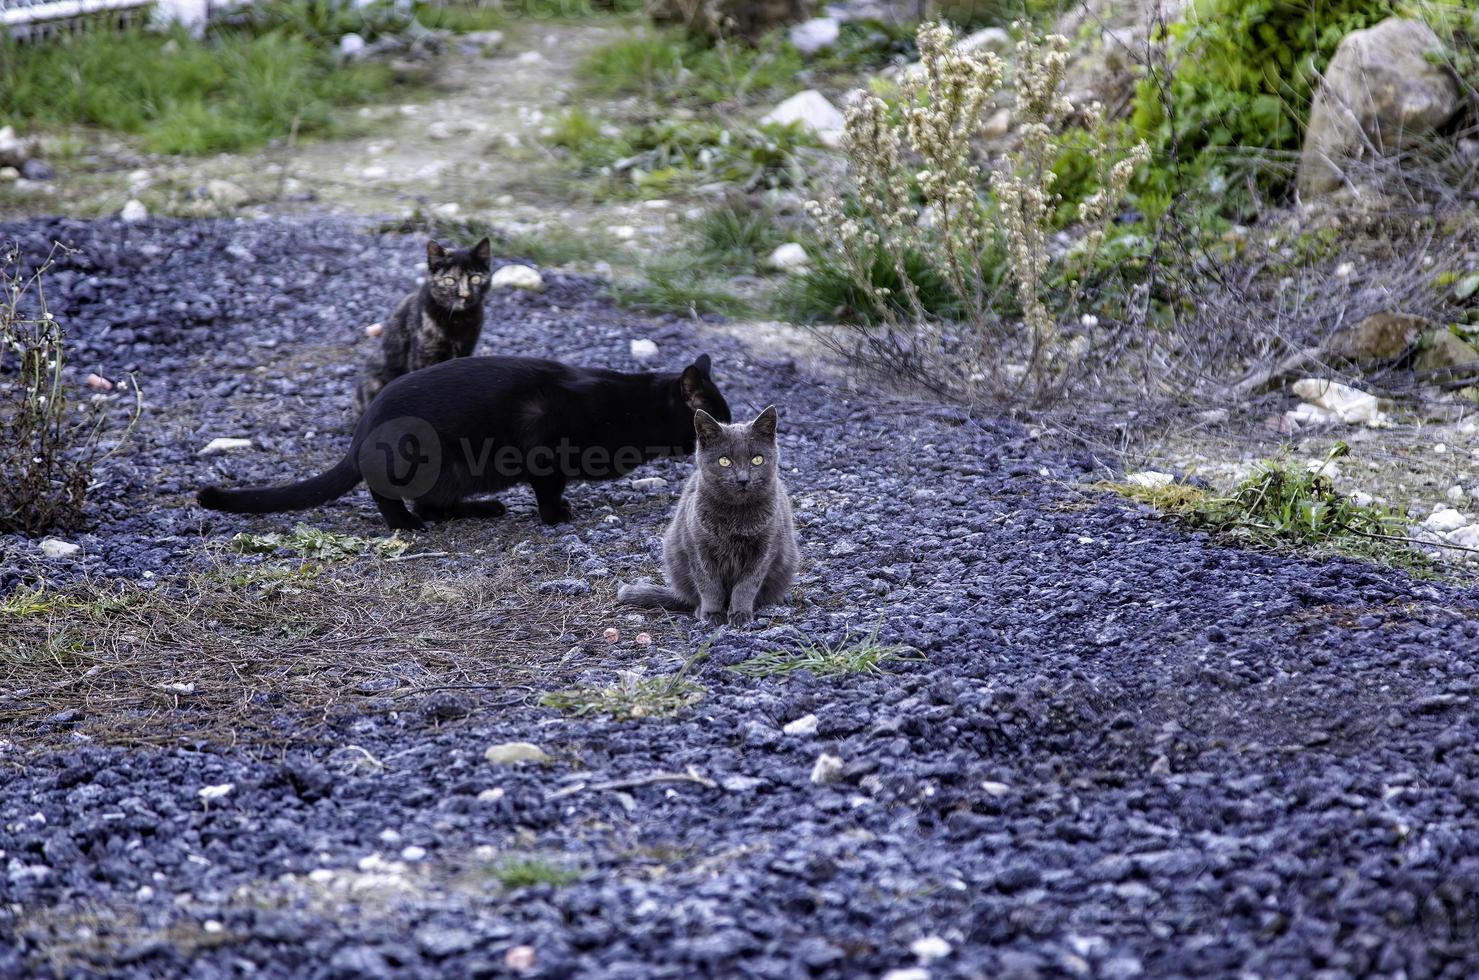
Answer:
xmin=388 ymin=514 xmax=426 ymax=532
xmin=727 ymin=609 xmax=754 ymax=628
xmin=539 ymin=500 xmax=574 ymax=525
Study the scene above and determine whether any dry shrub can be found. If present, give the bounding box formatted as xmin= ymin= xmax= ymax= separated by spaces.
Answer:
xmin=806 ymin=20 xmax=1148 ymax=409
xmin=0 ymin=244 xmax=140 ymax=535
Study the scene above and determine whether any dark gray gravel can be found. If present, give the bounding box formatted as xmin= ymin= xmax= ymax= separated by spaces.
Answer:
xmin=2 ymin=217 xmax=1479 ymax=979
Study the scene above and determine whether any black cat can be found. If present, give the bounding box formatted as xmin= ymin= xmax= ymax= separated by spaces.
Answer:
xmin=199 ymin=354 xmax=730 ymax=531
xmin=354 ymin=238 xmax=491 ymax=414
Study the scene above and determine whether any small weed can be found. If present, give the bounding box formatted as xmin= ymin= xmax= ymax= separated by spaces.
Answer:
xmin=731 ymin=620 xmax=919 ymax=679
xmin=779 ymin=244 xmax=966 ymax=325
xmin=579 ymin=28 xmax=802 ymax=104
xmin=1103 ymin=445 xmax=1435 ymax=573
xmin=486 ymin=856 xmax=584 ymax=890
xmin=228 ymin=523 xmax=408 ymax=561
xmin=541 ymin=646 xmax=708 ymax=719
xmin=609 ymin=251 xmax=753 ymax=317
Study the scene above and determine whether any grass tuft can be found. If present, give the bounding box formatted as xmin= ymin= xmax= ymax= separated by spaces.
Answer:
xmin=541 ymin=646 xmax=708 ymax=719
xmin=731 ymin=620 xmax=919 ymax=679
xmin=486 ymin=856 xmax=584 ymax=890
xmin=229 ymin=523 xmax=409 ymax=561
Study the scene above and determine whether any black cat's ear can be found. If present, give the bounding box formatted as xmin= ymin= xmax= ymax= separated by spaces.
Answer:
xmin=694 ymin=409 xmax=723 ymax=445
xmin=752 ymin=405 xmax=778 ymax=440
xmin=472 ymin=237 xmax=492 ymax=266
xmin=693 ymin=353 xmax=712 ymax=376
xmin=426 ymin=240 xmax=446 ymax=266
xmin=680 ymin=365 xmax=707 ymax=408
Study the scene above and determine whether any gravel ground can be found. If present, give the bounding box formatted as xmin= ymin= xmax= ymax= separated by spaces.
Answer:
xmin=2 ymin=218 xmax=1479 ymax=979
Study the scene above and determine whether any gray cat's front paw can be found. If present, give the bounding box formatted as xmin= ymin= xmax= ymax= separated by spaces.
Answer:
xmin=700 ymin=607 xmax=727 ymax=626
xmin=727 ymin=609 xmax=754 ymax=628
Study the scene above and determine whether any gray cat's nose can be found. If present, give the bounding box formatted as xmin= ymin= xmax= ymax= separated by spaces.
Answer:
xmin=735 ymin=475 xmax=751 ymax=489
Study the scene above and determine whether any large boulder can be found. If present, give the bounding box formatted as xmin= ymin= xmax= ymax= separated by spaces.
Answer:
xmin=645 ymin=0 xmax=813 ymax=41
xmin=1298 ymin=18 xmax=1460 ymax=198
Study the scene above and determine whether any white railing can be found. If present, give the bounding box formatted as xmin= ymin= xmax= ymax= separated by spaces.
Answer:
xmin=1 ymin=0 xmax=230 ymax=35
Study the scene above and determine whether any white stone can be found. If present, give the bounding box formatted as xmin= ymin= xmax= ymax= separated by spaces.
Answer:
xmin=783 ymin=714 xmax=819 ymax=736
xmin=982 ymin=108 xmax=1012 ymax=139
xmin=120 ymin=199 xmax=148 ymax=223
xmin=1447 ymin=485 xmax=1467 ymax=503
xmin=761 ymin=90 xmax=845 ymax=147
xmin=39 ymin=538 xmax=80 ymax=559
xmin=198 ymin=437 xmax=253 ymax=456
xmin=491 ymin=264 xmax=544 ymax=292
xmin=882 ymin=970 xmax=931 ymax=980
xmin=629 ymin=338 xmax=659 ymax=359
xmin=630 ymin=477 xmax=667 ymax=491
xmin=477 ymin=788 xmax=505 ymax=803
xmin=810 ymin=753 xmax=845 ymax=785
xmin=484 ymin=742 xmax=551 ymax=765
xmin=1349 ymin=491 xmax=1374 ymax=507
xmin=1291 ymin=378 xmax=1385 ymax=425
xmin=1423 ymin=507 xmax=1469 ymax=534
xmin=610 ymin=225 xmax=636 ymax=240
xmin=1446 ymin=525 xmax=1479 ymax=550
xmin=462 ymin=30 xmax=504 ymax=51
xmin=790 ymin=17 xmax=840 ymax=55
xmin=206 ymin=179 xmax=248 ymax=208
xmin=339 ymin=33 xmax=366 ymax=59
xmin=197 ymin=783 xmax=234 ymax=802
xmin=980 ymin=780 xmax=1009 ymax=797
xmin=765 ymin=242 xmax=810 ymax=273
xmin=911 ymin=935 xmax=952 ymax=961
xmin=0 ymin=167 xmax=18 ymax=182
xmin=515 ymin=51 xmax=545 ymax=65
xmin=400 ymin=845 xmax=427 ymax=862
xmin=1125 ymin=471 xmax=1174 ymax=488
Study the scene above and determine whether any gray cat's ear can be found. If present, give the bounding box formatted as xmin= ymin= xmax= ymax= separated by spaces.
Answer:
xmin=752 ymin=405 xmax=778 ymax=440
xmin=426 ymin=240 xmax=446 ymax=265
xmin=693 ymin=410 xmax=723 ymax=444
xmin=472 ymin=237 xmax=492 ymax=266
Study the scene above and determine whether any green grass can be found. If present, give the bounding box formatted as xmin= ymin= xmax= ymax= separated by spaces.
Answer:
xmin=546 ymin=113 xmax=814 ymax=198
xmin=487 ymin=856 xmax=584 ymax=890
xmin=609 ymin=251 xmax=753 ymax=317
xmin=541 ymin=647 xmax=708 ymax=720
xmin=412 ymin=1 xmax=508 ymax=33
xmin=691 ymin=202 xmax=790 ymax=274
xmin=731 ymin=620 xmax=919 ymax=679
xmin=0 ymin=25 xmax=412 ymax=154
xmin=579 ymin=28 xmax=803 ymax=104
xmin=229 ymin=523 xmax=409 ymax=561
xmin=1103 ymin=445 xmax=1435 ymax=574
xmin=778 ymin=244 xmax=967 ymax=325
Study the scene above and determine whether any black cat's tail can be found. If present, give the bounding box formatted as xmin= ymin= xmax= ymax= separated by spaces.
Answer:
xmin=198 ymin=453 xmax=361 ymax=514
xmin=616 ymin=582 xmax=694 ymax=611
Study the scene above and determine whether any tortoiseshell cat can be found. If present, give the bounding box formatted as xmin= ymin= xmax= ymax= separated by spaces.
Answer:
xmin=354 ymin=238 xmax=492 ymax=413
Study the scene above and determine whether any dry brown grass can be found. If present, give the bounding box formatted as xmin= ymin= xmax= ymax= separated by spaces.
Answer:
xmin=0 ymin=540 xmax=677 ymax=755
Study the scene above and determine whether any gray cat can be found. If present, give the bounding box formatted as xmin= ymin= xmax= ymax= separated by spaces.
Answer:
xmin=618 ymin=405 xmax=798 ymax=626
xmin=354 ymin=238 xmax=491 ymax=413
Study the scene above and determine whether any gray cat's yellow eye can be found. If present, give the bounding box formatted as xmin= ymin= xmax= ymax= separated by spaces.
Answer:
xmin=469 ymin=275 xmax=483 ymax=283
xmin=751 ymin=455 xmax=764 ymax=465
xmin=718 ymin=457 xmax=732 ymax=467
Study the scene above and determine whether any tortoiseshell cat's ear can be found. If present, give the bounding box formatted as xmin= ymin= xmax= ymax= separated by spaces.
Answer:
xmin=472 ymin=237 xmax=492 ymax=267
xmin=426 ymin=239 xmax=447 ymax=266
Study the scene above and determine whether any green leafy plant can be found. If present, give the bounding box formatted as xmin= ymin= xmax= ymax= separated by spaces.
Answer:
xmin=1131 ymin=0 xmax=1398 ymax=200
xmin=1 ymin=247 xmax=141 ymax=535
xmin=730 ymin=620 xmax=919 ymax=678
xmin=1104 ymin=445 xmax=1434 ymax=572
